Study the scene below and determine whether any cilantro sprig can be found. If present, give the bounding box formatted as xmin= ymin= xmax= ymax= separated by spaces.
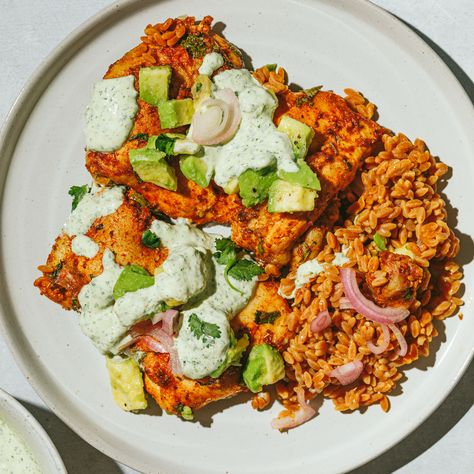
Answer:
xmin=153 ymin=134 xmax=176 ymax=156
xmin=189 ymin=313 xmax=221 ymax=341
xmin=68 ymin=185 xmax=88 ymax=211
xmin=213 ymin=238 xmax=264 ymax=294
xmin=141 ymin=229 xmax=161 ymax=249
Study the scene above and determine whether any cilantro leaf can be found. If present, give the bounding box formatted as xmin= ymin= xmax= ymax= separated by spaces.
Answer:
xmin=129 ymin=133 xmax=149 ymax=141
xmin=255 ymin=310 xmax=280 ymax=325
xmin=188 ymin=313 xmax=221 ymax=340
xmin=141 ymin=229 xmax=161 ymax=249
xmin=213 ymin=238 xmax=237 ymax=266
xmin=227 ymin=260 xmax=264 ymax=281
xmin=154 ymin=134 xmax=176 ymax=156
xmin=68 ymin=185 xmax=88 ymax=211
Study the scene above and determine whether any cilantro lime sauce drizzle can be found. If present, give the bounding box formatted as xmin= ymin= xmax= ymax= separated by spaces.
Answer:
xmin=84 ymin=75 xmax=138 ymax=152
xmin=198 ymin=52 xmax=224 ymax=75
xmin=71 ymin=234 xmax=99 ymax=258
xmin=76 ymin=219 xmax=257 ymax=379
xmin=0 ymin=418 xmax=41 ymax=474
xmin=64 ymin=186 xmax=124 ymax=237
xmin=200 ymin=67 xmax=297 ymax=188
xmin=279 ymin=249 xmax=350 ymax=300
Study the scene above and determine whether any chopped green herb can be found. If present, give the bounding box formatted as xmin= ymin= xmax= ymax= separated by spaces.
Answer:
xmin=181 ymin=34 xmax=207 ymax=58
xmin=130 ymin=191 xmax=149 ymax=208
xmin=51 ymin=262 xmax=63 ymax=279
xmin=214 ymin=238 xmax=263 ymax=293
xmin=195 ymin=82 xmax=202 ymax=93
xmin=404 ymin=288 xmax=413 ymax=301
xmin=68 ymin=185 xmax=88 ymax=211
xmin=71 ymin=297 xmax=80 ymax=311
xmin=141 ymin=229 xmax=161 ymax=249
xmin=188 ymin=313 xmax=221 ymax=341
xmin=264 ymin=63 xmax=277 ymax=72
xmin=295 ymin=86 xmax=322 ymax=107
xmin=153 ymin=134 xmax=176 ymax=156
xmin=255 ymin=310 xmax=280 ymax=325
xmin=129 ymin=133 xmax=149 ymax=141
xmin=214 ymin=238 xmax=237 ymax=265
xmin=257 ymin=240 xmax=264 ymax=256
xmin=176 ymin=404 xmax=194 ymax=421
xmin=227 ymin=259 xmax=264 ymax=281
xmin=374 ymin=233 xmax=387 ymax=251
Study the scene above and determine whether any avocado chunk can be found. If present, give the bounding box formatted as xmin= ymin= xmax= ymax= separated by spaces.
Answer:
xmin=192 ymin=74 xmax=213 ymax=109
xmin=268 ymin=179 xmax=317 ymax=213
xmin=157 ymin=98 xmax=194 ymax=129
xmin=277 ymin=114 xmax=315 ymax=160
xmin=147 ymin=133 xmax=202 ymax=156
xmin=242 ymin=343 xmax=285 ymax=393
xmin=223 ymin=177 xmax=240 ymax=195
xmin=210 ymin=333 xmax=249 ymax=378
xmin=180 ymin=155 xmax=210 ymax=188
xmin=238 ymin=166 xmax=278 ymax=207
xmin=106 ymin=356 xmax=147 ymax=411
xmin=129 ymin=148 xmax=177 ymax=191
xmin=139 ymin=66 xmax=171 ymax=105
xmin=278 ymin=159 xmax=320 ymax=190
xmin=113 ymin=264 xmax=154 ymax=300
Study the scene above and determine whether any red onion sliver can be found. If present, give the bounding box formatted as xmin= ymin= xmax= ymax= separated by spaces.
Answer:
xmin=191 ymin=88 xmax=241 ymax=145
xmin=329 ymin=360 xmax=364 ymax=385
xmin=388 ymin=323 xmax=408 ymax=356
xmin=271 ymin=388 xmax=316 ymax=431
xmin=161 ymin=309 xmax=179 ymax=336
xmin=139 ymin=335 xmax=167 ymax=353
xmin=367 ymin=324 xmax=390 ymax=355
xmin=340 ymin=268 xmax=409 ymax=324
xmin=339 ymin=296 xmax=354 ymax=310
xmin=310 ymin=310 xmax=331 ymax=333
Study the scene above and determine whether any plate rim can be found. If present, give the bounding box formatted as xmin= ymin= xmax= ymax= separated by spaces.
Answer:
xmin=0 ymin=1 xmax=473 ymax=473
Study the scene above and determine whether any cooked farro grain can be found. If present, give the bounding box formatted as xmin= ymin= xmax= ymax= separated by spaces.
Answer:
xmin=277 ymin=129 xmax=463 ymax=416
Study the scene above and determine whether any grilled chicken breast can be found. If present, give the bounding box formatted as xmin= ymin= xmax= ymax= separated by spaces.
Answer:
xmin=84 ymin=17 xmax=384 ymax=274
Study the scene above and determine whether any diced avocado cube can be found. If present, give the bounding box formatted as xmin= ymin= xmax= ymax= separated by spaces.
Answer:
xmin=129 ymin=148 xmax=177 ymax=191
xmin=277 ymin=114 xmax=315 ymax=160
xmin=223 ymin=178 xmax=240 ymax=195
xmin=211 ymin=333 xmax=249 ymax=378
xmin=106 ymin=356 xmax=147 ymax=411
xmin=278 ymin=159 xmax=321 ymax=190
xmin=238 ymin=166 xmax=278 ymax=207
xmin=139 ymin=66 xmax=172 ymax=105
xmin=192 ymin=74 xmax=213 ymax=108
xmin=268 ymin=179 xmax=317 ymax=213
xmin=157 ymin=98 xmax=194 ymax=129
xmin=242 ymin=343 xmax=285 ymax=393
xmin=113 ymin=264 xmax=154 ymax=300
xmin=179 ymin=155 xmax=210 ymax=188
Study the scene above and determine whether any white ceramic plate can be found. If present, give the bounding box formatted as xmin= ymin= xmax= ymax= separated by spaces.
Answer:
xmin=0 ymin=1 xmax=473 ymax=473
xmin=0 ymin=388 xmax=66 ymax=473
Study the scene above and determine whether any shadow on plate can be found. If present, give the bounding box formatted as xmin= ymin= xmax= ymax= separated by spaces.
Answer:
xmin=18 ymin=400 xmax=123 ymax=474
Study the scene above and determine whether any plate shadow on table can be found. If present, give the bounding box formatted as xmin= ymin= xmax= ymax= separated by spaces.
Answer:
xmin=18 ymin=400 xmax=123 ymax=474
xmin=349 ymin=17 xmax=474 ymax=474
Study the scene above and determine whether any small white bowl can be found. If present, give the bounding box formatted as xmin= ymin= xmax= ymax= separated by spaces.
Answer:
xmin=0 ymin=389 xmax=66 ymax=473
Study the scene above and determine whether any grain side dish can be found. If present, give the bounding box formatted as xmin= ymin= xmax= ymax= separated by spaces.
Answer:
xmin=34 ymin=16 xmax=462 ymax=429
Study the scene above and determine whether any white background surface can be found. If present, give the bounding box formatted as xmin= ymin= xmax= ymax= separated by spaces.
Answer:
xmin=0 ymin=1 xmax=472 ymax=473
